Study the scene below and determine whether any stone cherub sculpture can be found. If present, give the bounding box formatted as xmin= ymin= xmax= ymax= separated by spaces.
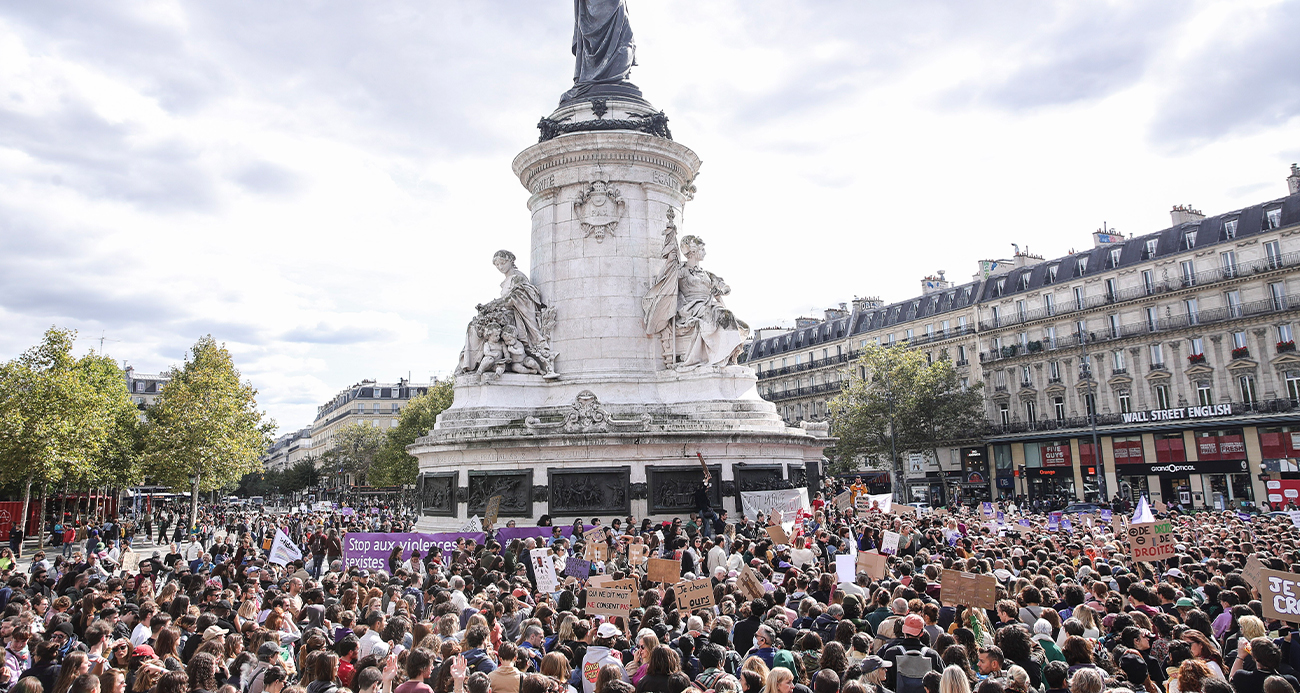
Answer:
xmin=457 ymin=250 xmax=558 ymax=380
xmin=643 ymin=209 xmax=750 ymax=369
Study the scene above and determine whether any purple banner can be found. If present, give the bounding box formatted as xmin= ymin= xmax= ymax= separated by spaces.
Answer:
xmin=342 ymin=532 xmax=486 ymax=571
xmin=494 ymin=525 xmax=592 ymax=544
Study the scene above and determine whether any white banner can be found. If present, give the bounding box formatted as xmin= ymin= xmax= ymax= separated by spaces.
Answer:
xmin=459 ymin=515 xmax=483 ymax=533
xmin=268 ymin=529 xmax=303 ymax=566
xmin=530 ymin=548 xmax=558 ymax=593
xmin=740 ymin=489 xmax=809 ymax=519
xmin=866 ymin=493 xmax=893 ymax=514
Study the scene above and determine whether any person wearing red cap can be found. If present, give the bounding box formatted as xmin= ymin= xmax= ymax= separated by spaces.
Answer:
xmin=880 ymin=614 xmax=943 ymax=692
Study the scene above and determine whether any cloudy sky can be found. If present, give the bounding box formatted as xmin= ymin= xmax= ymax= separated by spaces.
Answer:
xmin=2 ymin=0 xmax=1297 ymax=432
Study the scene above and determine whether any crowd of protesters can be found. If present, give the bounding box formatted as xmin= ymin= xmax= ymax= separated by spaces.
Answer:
xmin=0 ymin=478 xmax=1297 ymax=693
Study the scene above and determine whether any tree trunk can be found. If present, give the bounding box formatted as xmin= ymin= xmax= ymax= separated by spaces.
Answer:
xmin=59 ymin=481 xmax=68 ymax=525
xmin=37 ymin=482 xmax=46 ymax=548
xmin=18 ymin=475 xmax=33 ymax=553
xmin=190 ymin=472 xmax=201 ymax=532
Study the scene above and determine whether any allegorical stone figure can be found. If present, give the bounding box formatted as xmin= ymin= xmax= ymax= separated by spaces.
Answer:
xmin=457 ymin=250 xmax=558 ymax=380
xmin=644 ymin=210 xmax=750 ymax=369
xmin=562 ymin=0 xmax=637 ymax=102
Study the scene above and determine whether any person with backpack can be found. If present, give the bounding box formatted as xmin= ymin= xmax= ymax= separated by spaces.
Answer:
xmin=459 ymin=624 xmax=497 ymax=675
xmin=881 ymin=615 xmax=943 ymax=693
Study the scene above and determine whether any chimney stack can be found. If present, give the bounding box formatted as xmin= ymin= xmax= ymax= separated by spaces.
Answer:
xmin=1170 ymin=204 xmax=1205 ymax=226
xmin=1289 ymin=164 xmax=1299 ymax=196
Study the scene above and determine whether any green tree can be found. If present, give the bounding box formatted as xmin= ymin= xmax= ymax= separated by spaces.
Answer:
xmin=370 ymin=381 xmax=453 ymax=486
xmin=320 ymin=422 xmax=385 ymax=486
xmin=0 ymin=328 xmax=134 ymax=532
xmin=142 ymin=335 xmax=274 ymax=520
xmin=282 ymin=458 xmax=321 ymax=492
xmin=829 ymin=344 xmax=985 ymax=500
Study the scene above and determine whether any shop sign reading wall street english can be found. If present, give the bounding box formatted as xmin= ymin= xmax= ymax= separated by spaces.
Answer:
xmin=1120 ymin=404 xmax=1233 ymax=424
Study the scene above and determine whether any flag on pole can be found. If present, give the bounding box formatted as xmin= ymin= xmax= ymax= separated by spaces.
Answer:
xmin=1132 ymin=496 xmax=1155 ymax=524
xmin=268 ymin=529 xmax=303 ymax=566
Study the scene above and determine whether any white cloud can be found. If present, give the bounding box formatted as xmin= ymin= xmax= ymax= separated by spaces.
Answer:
xmin=1 ymin=0 xmax=1297 ymax=430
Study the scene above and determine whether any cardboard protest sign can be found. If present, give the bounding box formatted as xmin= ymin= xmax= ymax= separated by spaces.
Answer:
xmin=675 ymin=578 xmax=715 ymax=614
xmin=1154 ymin=500 xmax=1168 ymax=513
xmin=565 ymin=556 xmax=592 ymax=579
xmin=606 ymin=577 xmax=639 ymax=592
xmin=1287 ymin=511 xmax=1300 ymax=529
xmin=737 ymin=563 xmax=766 ymax=600
xmin=1127 ymin=521 xmax=1175 ymax=562
xmin=766 ymin=525 xmax=790 ymax=545
xmin=583 ymin=526 xmax=606 ymax=544
xmin=940 ymin=569 xmax=998 ymax=610
xmin=627 ymin=544 xmax=648 ymax=566
xmin=584 ymin=541 xmax=608 ymax=562
xmin=1258 ymin=567 xmax=1300 ymax=623
xmin=834 ymin=491 xmax=852 ymax=510
xmin=531 ymin=548 xmax=559 ymax=593
xmin=835 ymin=554 xmax=855 ymax=583
xmin=895 ymin=503 xmax=918 ymax=516
xmin=880 ymin=530 xmax=901 ymax=555
xmin=120 ymin=552 xmax=142 ymax=573
xmin=854 ymin=495 xmax=870 ymax=513
xmin=484 ymin=495 xmax=502 ymax=529
xmin=587 ymin=574 xmax=614 ymax=588
xmin=647 ymin=557 xmax=681 ymax=584
xmin=1243 ymin=555 xmax=1266 ymax=591
xmin=857 ymin=550 xmax=887 ymax=581
xmin=585 ymin=586 xmax=635 ymax=619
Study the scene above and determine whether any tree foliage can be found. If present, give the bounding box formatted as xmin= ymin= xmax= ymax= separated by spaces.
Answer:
xmin=320 ymin=422 xmax=386 ymax=486
xmin=829 ymin=345 xmax=985 ymax=480
xmin=370 ymin=381 xmax=453 ymax=486
xmin=142 ymin=335 xmax=274 ymax=519
xmin=0 ymin=328 xmax=139 ymax=523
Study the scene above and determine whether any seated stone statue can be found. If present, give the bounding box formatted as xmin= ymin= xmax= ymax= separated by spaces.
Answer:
xmin=457 ymin=250 xmax=558 ymax=379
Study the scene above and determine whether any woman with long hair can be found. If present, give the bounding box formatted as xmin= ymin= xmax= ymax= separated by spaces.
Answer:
xmin=1175 ymin=660 xmax=1214 ymax=693
xmin=1182 ymin=631 xmax=1226 ymax=679
xmin=154 ymin=627 xmax=183 ymax=671
xmin=942 ymin=646 xmax=978 ymax=686
xmin=939 ymin=665 xmax=972 ymax=693
xmin=540 ymin=653 xmax=577 ymax=693
xmin=764 ymin=668 xmax=794 ymax=693
xmin=51 ymin=653 xmax=90 ymax=693
xmin=186 ymin=653 xmax=221 ymax=693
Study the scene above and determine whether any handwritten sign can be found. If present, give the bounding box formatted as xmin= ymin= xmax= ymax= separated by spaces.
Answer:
xmin=675 ymin=578 xmax=714 ymax=615
xmin=565 ymin=556 xmax=592 ymax=579
xmin=583 ymin=526 xmax=606 ymax=544
xmin=736 ymin=563 xmax=765 ymax=600
xmin=531 ymin=548 xmax=558 ymax=593
xmin=857 ymin=550 xmax=887 ymax=581
xmin=940 ymin=569 xmax=998 ymax=610
xmin=587 ymin=574 xmax=614 ymax=588
xmin=627 ymin=544 xmax=647 ymax=566
xmin=834 ymin=491 xmax=852 ymax=510
xmin=584 ymin=541 xmax=608 ymax=562
xmin=606 ymin=577 xmax=639 ymax=592
xmin=880 ymin=530 xmax=901 ymax=555
xmin=1127 ymin=521 xmax=1175 ymax=562
xmin=647 ymin=557 xmax=681 ymax=584
xmin=1243 ymin=555 xmax=1265 ymax=591
xmin=484 ymin=495 xmax=502 ymax=529
xmin=585 ymin=586 xmax=635 ymax=619
xmin=1259 ymin=567 xmax=1300 ymax=624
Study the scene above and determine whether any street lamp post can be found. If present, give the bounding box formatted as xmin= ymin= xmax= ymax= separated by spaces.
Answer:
xmin=1079 ymin=334 xmax=1107 ymax=503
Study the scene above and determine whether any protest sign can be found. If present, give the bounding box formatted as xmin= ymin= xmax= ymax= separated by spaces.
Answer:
xmin=981 ymin=502 xmax=994 ymax=519
xmin=459 ymin=516 xmax=482 ymax=533
xmin=484 ymin=495 xmax=502 ymax=529
xmin=835 ymin=554 xmax=855 ymax=583
xmin=1259 ymin=567 xmax=1300 ymax=623
xmin=269 ymin=529 xmax=304 ymax=566
xmin=880 ymin=530 xmax=901 ymax=555
xmin=1287 ymin=511 xmax=1300 ymax=529
xmin=583 ymin=526 xmax=606 ymax=544
xmin=343 ymin=532 xmax=486 ymax=570
xmin=766 ymin=525 xmax=790 ymax=545
xmin=587 ymin=574 xmax=614 ymax=588
xmin=531 ymin=548 xmax=558 ymax=592
xmin=1100 ymin=509 xmax=1112 ymax=523
xmin=675 ymin=578 xmax=715 ymax=615
xmin=737 ymin=563 xmax=766 ymax=599
xmin=1047 ymin=512 xmax=1061 ymax=531
xmin=857 ymin=550 xmax=887 ymax=580
xmin=896 ymin=503 xmax=918 ymax=516
xmin=648 ymin=557 xmax=681 ymax=584
xmin=740 ymin=489 xmax=809 ymax=519
xmin=834 ymin=491 xmax=852 ymax=510
xmin=606 ymin=577 xmax=639 ymax=592
xmin=585 ymin=586 xmax=635 ymax=619
xmin=1154 ymin=500 xmax=1168 ymax=513
xmin=940 ymin=569 xmax=998 ymax=610
xmin=1127 ymin=521 xmax=1176 ymax=561
xmin=565 ymin=556 xmax=592 ymax=578
xmin=1060 ymin=516 xmax=1073 ymax=533
xmin=1243 ymin=555 xmax=1265 ymax=591
xmin=584 ymin=541 xmax=609 ymax=562
xmin=865 ymin=493 xmax=893 ymax=513
xmin=627 ymin=544 xmax=647 ymax=566
xmin=854 ymin=495 xmax=870 ymax=513
xmin=120 ymin=552 xmax=142 ymax=573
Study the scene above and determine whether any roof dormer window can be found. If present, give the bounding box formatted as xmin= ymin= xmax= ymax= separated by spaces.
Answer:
xmin=1183 ymin=230 xmax=1197 ymax=250
xmin=1266 ymin=207 xmax=1282 ymax=230
xmin=1222 ymin=218 xmax=1238 ymax=240
xmin=1144 ymin=238 xmax=1158 ymax=259
xmin=1109 ymin=248 xmax=1122 ymax=268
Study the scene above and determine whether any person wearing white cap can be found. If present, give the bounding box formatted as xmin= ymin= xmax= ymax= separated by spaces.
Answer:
xmin=577 ymin=622 xmax=627 ymax=693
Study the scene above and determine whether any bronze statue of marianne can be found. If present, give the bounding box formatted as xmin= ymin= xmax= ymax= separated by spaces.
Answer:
xmin=561 ymin=0 xmax=643 ymax=104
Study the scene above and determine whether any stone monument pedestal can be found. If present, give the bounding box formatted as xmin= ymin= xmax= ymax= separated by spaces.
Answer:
xmin=412 ymin=95 xmax=830 ymax=529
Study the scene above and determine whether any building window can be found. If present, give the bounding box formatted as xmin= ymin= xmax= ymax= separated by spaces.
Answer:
xmin=1016 ymin=300 xmax=1027 ymax=321
xmin=1151 ymin=343 xmax=1164 ymax=366
xmin=1181 ymin=260 xmax=1196 ymax=286
xmin=957 ymin=345 xmax=967 ymax=362
xmin=1240 ymin=375 xmax=1258 ymax=404
xmin=1049 ymin=360 xmax=1061 ymax=380
xmin=1076 ymin=319 xmax=1087 ymax=336
xmin=1184 ymin=230 xmax=1197 ymax=250
xmin=1197 ymin=382 xmax=1213 ymax=406
xmin=1223 ymin=218 xmax=1238 ymax=239
xmin=1076 ymin=256 xmax=1089 ymax=275
xmin=1110 ymin=248 xmax=1122 ymax=268
xmin=1266 ymin=240 xmax=1283 ymax=269
xmin=1226 ymin=290 xmax=1242 ymax=317
xmin=1084 ymin=393 xmax=1096 ymax=416
xmin=1025 ymin=400 xmax=1037 ymax=422
xmin=1145 ymin=238 xmax=1159 ymax=258
xmin=1045 ymin=325 xmax=1057 ymax=346
xmin=990 ymin=306 xmax=1001 ymax=326
xmin=1271 ymin=282 xmax=1288 ymax=311
xmin=1221 ymin=250 xmax=1238 ymax=278
xmin=1048 ymin=264 xmax=1059 ymax=282
xmin=1105 ymin=278 xmax=1118 ymax=301
xmin=1118 ymin=391 xmax=1131 ymax=414
xmin=1233 ymin=331 xmax=1248 ymax=349
xmin=1021 ymin=366 xmax=1032 ymax=386
xmin=999 ymin=403 xmax=1010 ymax=426
xmin=995 ymin=277 xmax=1006 ymax=296
xmin=1190 ymin=337 xmax=1204 ymax=355
xmin=959 ymin=316 xmax=968 ymax=329
xmin=1108 ymin=314 xmax=1120 ymax=338
xmin=1113 ymin=350 xmax=1126 ymax=371
xmin=1073 ymin=286 xmax=1084 ymax=308
xmin=1044 ymin=293 xmax=1055 ymax=315
xmin=1266 ymin=208 xmax=1283 ymax=230
xmin=1146 ymin=306 xmax=1158 ymax=332
xmin=991 ymin=337 xmax=1002 ymax=352
xmin=1287 ymin=371 xmax=1300 ymax=402
xmin=1019 ymin=273 xmax=1031 ymax=290
xmin=1054 ymin=397 xmax=1066 ymax=421
xmin=1019 ymin=331 xmax=1029 ymax=347
xmin=1155 ymin=384 xmax=1171 ymax=409
xmin=1186 ymin=298 xmax=1199 ymax=325
xmin=1142 ymin=269 xmax=1155 ymax=295
xmin=1280 ymin=324 xmax=1294 ymax=343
